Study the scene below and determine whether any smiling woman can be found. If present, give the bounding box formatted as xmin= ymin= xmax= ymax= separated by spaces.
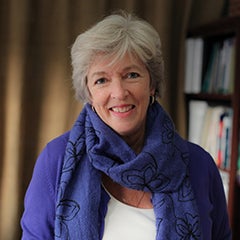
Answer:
xmin=20 ymin=10 xmax=231 ymax=240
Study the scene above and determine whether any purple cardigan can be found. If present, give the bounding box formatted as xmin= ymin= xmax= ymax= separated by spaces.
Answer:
xmin=21 ymin=131 xmax=231 ymax=239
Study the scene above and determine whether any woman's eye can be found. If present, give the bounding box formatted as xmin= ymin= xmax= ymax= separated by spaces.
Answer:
xmin=95 ymin=78 xmax=106 ymax=85
xmin=126 ymin=72 xmax=140 ymax=79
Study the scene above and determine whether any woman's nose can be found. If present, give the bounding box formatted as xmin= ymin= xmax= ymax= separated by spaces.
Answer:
xmin=110 ymin=79 xmax=129 ymax=100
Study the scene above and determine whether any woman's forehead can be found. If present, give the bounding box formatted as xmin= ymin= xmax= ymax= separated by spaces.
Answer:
xmin=89 ymin=52 xmax=144 ymax=70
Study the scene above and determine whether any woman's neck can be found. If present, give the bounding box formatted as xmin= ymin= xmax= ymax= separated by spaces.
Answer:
xmin=102 ymin=174 xmax=153 ymax=209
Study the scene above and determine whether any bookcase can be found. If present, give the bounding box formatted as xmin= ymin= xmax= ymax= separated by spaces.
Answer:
xmin=184 ymin=17 xmax=240 ymax=239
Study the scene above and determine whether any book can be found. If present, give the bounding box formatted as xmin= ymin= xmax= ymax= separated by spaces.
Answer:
xmin=202 ymin=42 xmax=221 ymax=93
xmin=217 ymin=109 xmax=233 ymax=169
xmin=217 ymin=38 xmax=236 ymax=94
xmin=219 ymin=170 xmax=230 ymax=202
xmin=184 ymin=39 xmax=195 ymax=93
xmin=184 ymin=38 xmax=204 ymax=93
xmin=223 ymin=38 xmax=236 ymax=94
xmin=222 ymin=110 xmax=233 ymax=169
xmin=188 ymin=100 xmax=208 ymax=145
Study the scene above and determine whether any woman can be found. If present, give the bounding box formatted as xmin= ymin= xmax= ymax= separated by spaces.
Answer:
xmin=21 ymin=11 xmax=231 ymax=239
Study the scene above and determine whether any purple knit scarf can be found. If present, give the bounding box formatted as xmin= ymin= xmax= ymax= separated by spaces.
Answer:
xmin=54 ymin=102 xmax=202 ymax=239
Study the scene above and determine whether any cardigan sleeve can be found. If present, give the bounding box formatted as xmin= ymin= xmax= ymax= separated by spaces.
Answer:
xmin=21 ymin=133 xmax=69 ymax=240
xmin=209 ymin=157 xmax=232 ymax=240
xmin=188 ymin=142 xmax=232 ymax=240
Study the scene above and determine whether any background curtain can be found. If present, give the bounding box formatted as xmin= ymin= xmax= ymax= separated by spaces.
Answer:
xmin=0 ymin=0 xmax=226 ymax=239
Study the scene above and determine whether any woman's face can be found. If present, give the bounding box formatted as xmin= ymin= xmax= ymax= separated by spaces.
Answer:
xmin=87 ymin=53 xmax=154 ymax=139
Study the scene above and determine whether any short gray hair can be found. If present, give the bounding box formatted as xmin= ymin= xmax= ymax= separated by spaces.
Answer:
xmin=71 ymin=11 xmax=165 ymax=103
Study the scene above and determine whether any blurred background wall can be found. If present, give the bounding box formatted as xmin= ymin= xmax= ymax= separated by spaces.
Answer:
xmin=0 ymin=0 xmax=227 ymax=239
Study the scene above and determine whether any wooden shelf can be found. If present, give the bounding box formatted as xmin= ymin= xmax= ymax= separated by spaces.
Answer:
xmin=187 ymin=16 xmax=240 ymax=38
xmin=185 ymin=93 xmax=232 ymax=104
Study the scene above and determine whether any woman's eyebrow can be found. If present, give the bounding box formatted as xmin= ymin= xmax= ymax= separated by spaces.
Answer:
xmin=89 ymin=71 xmax=106 ymax=78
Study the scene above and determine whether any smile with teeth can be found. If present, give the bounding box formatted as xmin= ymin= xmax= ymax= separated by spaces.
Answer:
xmin=111 ymin=105 xmax=134 ymax=113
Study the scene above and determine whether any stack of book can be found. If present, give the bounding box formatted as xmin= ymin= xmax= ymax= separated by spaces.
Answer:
xmin=188 ymin=100 xmax=233 ymax=170
xmin=184 ymin=37 xmax=236 ymax=94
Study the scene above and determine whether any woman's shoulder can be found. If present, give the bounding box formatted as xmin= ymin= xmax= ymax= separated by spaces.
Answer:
xmin=42 ymin=131 xmax=70 ymax=177
xmin=45 ymin=131 xmax=70 ymax=156
xmin=186 ymin=140 xmax=222 ymax=188
xmin=32 ymin=131 xmax=70 ymax=190
xmin=38 ymin=131 xmax=70 ymax=168
xmin=186 ymin=141 xmax=217 ymax=173
xmin=186 ymin=140 xmax=223 ymax=196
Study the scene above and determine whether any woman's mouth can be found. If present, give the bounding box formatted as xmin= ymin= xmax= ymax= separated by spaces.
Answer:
xmin=110 ymin=105 xmax=134 ymax=113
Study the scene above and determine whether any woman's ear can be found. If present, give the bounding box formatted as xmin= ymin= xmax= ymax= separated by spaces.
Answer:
xmin=150 ymin=88 xmax=156 ymax=96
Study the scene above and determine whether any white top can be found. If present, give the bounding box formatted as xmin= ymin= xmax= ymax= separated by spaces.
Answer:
xmin=102 ymin=189 xmax=156 ymax=240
